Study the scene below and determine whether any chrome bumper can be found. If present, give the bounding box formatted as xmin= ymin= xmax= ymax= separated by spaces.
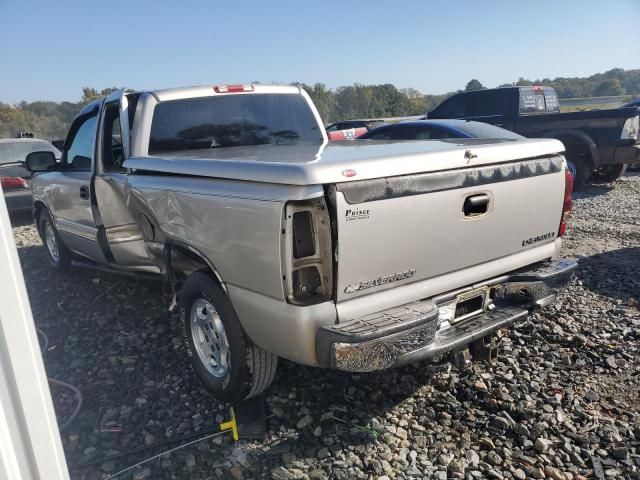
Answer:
xmin=315 ymin=258 xmax=577 ymax=372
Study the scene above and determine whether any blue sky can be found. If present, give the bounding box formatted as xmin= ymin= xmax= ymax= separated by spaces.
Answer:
xmin=1 ymin=0 xmax=638 ymax=103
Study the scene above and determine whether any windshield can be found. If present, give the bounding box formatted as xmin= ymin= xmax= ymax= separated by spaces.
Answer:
xmin=0 ymin=141 xmax=60 ymax=164
xmin=148 ymin=93 xmax=323 ymax=154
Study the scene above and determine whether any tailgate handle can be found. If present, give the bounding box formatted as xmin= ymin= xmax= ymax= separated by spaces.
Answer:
xmin=463 ymin=194 xmax=490 ymax=217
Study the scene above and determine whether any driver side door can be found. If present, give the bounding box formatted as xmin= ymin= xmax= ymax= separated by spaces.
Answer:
xmin=48 ymin=105 xmax=108 ymax=263
xmin=93 ymin=90 xmax=155 ymax=269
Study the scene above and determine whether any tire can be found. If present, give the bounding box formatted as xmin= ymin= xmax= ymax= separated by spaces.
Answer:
xmin=178 ymin=272 xmax=277 ymax=402
xmin=591 ymin=164 xmax=627 ymax=183
xmin=565 ymin=154 xmax=593 ymax=191
xmin=38 ymin=210 xmax=72 ymax=272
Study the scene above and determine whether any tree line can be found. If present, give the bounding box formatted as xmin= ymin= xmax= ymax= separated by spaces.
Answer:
xmin=1 ymin=68 xmax=639 ymax=140
xmin=0 ymin=87 xmax=117 ymax=140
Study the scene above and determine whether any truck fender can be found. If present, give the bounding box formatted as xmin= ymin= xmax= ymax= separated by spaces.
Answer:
xmin=122 ymin=185 xmax=228 ymax=297
xmin=542 ymin=129 xmax=600 ymax=166
xmin=163 ymin=239 xmax=228 ymax=295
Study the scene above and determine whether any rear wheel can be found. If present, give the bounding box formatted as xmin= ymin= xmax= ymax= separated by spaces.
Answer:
xmin=38 ymin=210 xmax=72 ymax=272
xmin=178 ymin=272 xmax=278 ymax=402
xmin=591 ymin=164 xmax=627 ymax=183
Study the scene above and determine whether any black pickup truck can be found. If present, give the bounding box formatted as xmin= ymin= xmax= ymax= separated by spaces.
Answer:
xmin=427 ymin=86 xmax=640 ymax=188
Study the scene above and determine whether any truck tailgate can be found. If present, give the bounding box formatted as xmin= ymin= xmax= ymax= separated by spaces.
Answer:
xmin=330 ymin=155 xmax=565 ymax=302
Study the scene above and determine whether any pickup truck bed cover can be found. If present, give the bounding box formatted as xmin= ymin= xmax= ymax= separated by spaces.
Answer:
xmin=124 ymin=138 xmax=565 ymax=185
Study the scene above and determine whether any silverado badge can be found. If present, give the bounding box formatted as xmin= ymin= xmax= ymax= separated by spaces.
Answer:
xmin=521 ymin=231 xmax=555 ymax=247
xmin=344 ymin=269 xmax=416 ymax=293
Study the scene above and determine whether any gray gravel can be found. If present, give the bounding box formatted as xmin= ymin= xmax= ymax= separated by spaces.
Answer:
xmin=12 ymin=172 xmax=640 ymax=479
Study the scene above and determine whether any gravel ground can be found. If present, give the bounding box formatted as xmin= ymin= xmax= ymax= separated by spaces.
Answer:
xmin=11 ymin=172 xmax=640 ymax=480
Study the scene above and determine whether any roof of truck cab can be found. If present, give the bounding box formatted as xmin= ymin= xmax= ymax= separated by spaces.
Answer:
xmin=149 ymin=84 xmax=302 ymax=102
xmin=123 ymin=138 xmax=566 ymax=186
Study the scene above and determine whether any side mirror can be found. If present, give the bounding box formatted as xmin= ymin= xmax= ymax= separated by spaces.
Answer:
xmin=25 ymin=151 xmax=57 ymax=172
xmin=71 ymin=155 xmax=91 ymax=170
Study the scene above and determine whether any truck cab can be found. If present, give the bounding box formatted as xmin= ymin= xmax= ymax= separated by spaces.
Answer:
xmin=27 ymin=91 xmax=154 ymax=270
xmin=428 ymin=86 xmax=560 ymax=130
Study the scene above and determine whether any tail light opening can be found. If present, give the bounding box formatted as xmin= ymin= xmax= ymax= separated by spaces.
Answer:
xmin=283 ymin=198 xmax=333 ymax=305
xmin=558 ymin=167 xmax=573 ymax=237
xmin=0 ymin=176 xmax=28 ymax=190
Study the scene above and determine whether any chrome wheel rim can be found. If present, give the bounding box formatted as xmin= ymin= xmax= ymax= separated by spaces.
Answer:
xmin=44 ymin=221 xmax=59 ymax=262
xmin=190 ymin=299 xmax=230 ymax=378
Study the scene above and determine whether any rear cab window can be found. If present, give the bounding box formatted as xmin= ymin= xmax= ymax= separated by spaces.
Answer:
xmin=519 ymin=87 xmax=560 ymax=114
xmin=148 ymin=93 xmax=323 ymax=154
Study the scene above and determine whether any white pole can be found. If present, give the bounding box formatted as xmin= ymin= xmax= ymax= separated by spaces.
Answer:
xmin=0 ymin=188 xmax=70 ymax=480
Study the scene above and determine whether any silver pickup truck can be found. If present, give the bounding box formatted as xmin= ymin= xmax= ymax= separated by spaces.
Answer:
xmin=25 ymin=84 xmax=577 ymax=402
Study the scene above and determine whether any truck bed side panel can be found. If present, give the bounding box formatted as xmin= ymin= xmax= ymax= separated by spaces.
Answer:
xmin=515 ymin=109 xmax=637 ymax=164
xmin=124 ymin=176 xmax=325 ymax=299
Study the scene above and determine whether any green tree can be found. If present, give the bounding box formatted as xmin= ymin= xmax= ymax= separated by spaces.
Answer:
xmin=296 ymin=82 xmax=335 ymax=124
xmin=515 ymin=77 xmax=533 ymax=86
xmin=464 ymin=79 xmax=485 ymax=92
xmin=594 ymin=78 xmax=625 ymax=96
xmin=400 ymin=88 xmax=429 ymax=115
xmin=2 ymin=69 xmax=640 ymax=140
xmin=80 ymin=87 xmax=119 ymax=104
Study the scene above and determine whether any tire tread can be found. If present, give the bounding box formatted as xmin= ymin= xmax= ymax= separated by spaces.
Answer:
xmin=247 ymin=344 xmax=277 ymax=399
xmin=179 ymin=272 xmax=277 ymax=402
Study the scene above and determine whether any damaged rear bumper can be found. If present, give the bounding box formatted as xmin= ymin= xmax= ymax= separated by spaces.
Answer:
xmin=315 ymin=257 xmax=577 ymax=372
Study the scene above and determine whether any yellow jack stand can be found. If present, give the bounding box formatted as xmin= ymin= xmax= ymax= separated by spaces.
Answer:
xmin=219 ymin=407 xmax=239 ymax=441
xmin=218 ymin=396 xmax=267 ymax=441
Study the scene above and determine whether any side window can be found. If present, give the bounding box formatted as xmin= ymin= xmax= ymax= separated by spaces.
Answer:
xmin=468 ymin=91 xmax=509 ymax=117
xmin=433 ymin=95 xmax=467 ymax=118
xmin=65 ymin=114 xmax=97 ymax=171
xmin=427 ymin=127 xmax=457 ymax=139
xmin=394 ymin=126 xmax=422 ymax=140
xmin=365 ymin=127 xmax=393 ymax=140
xmin=101 ymin=104 xmax=125 ymax=172
xmin=414 ymin=127 xmax=435 ymax=140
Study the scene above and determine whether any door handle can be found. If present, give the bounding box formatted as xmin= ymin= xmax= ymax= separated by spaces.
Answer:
xmin=463 ymin=194 xmax=490 ymax=217
xmin=79 ymin=185 xmax=90 ymax=200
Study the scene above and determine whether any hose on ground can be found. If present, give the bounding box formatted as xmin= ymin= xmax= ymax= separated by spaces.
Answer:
xmin=36 ymin=327 xmax=83 ymax=431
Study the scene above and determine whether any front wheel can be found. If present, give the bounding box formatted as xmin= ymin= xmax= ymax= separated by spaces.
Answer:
xmin=178 ymin=272 xmax=278 ymax=403
xmin=38 ymin=210 xmax=72 ymax=272
xmin=591 ymin=164 xmax=627 ymax=183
